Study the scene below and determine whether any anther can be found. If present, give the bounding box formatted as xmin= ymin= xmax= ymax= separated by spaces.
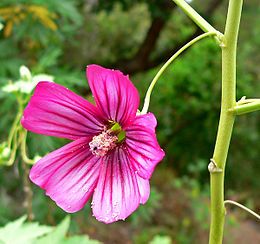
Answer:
xmin=89 ymin=128 xmax=117 ymax=157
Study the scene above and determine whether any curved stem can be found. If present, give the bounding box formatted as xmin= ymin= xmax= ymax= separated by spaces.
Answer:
xmin=224 ymin=200 xmax=260 ymax=221
xmin=5 ymin=127 xmax=18 ymax=166
xmin=141 ymin=31 xmax=217 ymax=114
xmin=209 ymin=0 xmax=243 ymax=244
xmin=20 ymin=130 xmax=35 ymax=165
xmin=7 ymin=110 xmax=22 ymax=149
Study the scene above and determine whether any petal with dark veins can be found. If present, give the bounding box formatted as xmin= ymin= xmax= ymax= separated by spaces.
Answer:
xmin=92 ymin=147 xmax=141 ymax=223
xmin=125 ymin=113 xmax=165 ymax=179
xmin=30 ymin=137 xmax=102 ymax=213
xmin=87 ymin=65 xmax=139 ymax=128
xmin=22 ymin=82 xmax=105 ymax=140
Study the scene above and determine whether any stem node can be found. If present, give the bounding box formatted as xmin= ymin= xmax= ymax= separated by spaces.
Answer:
xmin=209 ymin=0 xmax=243 ymax=243
xmin=208 ymin=159 xmax=223 ymax=173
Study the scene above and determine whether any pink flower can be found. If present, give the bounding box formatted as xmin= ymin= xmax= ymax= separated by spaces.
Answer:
xmin=21 ymin=65 xmax=165 ymax=223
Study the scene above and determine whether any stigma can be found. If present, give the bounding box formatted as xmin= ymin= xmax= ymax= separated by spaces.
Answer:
xmin=89 ymin=127 xmax=118 ymax=157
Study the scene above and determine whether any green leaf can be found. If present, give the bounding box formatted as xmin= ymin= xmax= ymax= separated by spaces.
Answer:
xmin=0 ymin=216 xmax=52 ymax=244
xmin=36 ymin=216 xmax=70 ymax=244
xmin=149 ymin=235 xmax=172 ymax=244
xmin=37 ymin=47 xmax=62 ymax=70
xmin=62 ymin=235 xmax=103 ymax=244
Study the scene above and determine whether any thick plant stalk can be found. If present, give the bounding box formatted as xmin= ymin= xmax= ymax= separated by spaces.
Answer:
xmin=209 ymin=0 xmax=243 ymax=243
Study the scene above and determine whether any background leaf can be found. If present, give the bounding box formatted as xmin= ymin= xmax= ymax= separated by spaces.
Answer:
xmin=0 ymin=216 xmax=52 ymax=244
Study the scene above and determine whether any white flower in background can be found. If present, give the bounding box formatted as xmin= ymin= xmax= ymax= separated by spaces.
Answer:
xmin=20 ymin=65 xmax=32 ymax=81
xmin=2 ymin=65 xmax=54 ymax=94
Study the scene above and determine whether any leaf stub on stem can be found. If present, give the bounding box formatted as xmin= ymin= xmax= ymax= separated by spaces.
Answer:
xmin=208 ymin=159 xmax=223 ymax=173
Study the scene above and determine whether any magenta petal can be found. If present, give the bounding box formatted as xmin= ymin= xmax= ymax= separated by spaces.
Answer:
xmin=29 ymin=137 xmax=102 ymax=213
xmin=21 ymin=82 xmax=105 ymax=140
xmin=136 ymin=176 xmax=150 ymax=204
xmin=92 ymin=147 xmax=141 ymax=223
xmin=125 ymin=113 xmax=165 ymax=179
xmin=87 ymin=65 xmax=139 ymax=127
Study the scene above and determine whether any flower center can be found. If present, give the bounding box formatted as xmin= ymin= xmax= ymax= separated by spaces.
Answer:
xmin=89 ymin=127 xmax=118 ymax=157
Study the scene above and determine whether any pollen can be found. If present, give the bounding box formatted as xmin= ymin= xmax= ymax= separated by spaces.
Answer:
xmin=89 ymin=128 xmax=118 ymax=157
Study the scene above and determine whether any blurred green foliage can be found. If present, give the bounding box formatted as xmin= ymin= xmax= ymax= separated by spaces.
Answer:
xmin=0 ymin=0 xmax=259 ymax=243
xmin=0 ymin=215 xmax=102 ymax=244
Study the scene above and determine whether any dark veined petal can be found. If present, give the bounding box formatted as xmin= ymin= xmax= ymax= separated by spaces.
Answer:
xmin=21 ymin=82 xmax=105 ymax=140
xmin=87 ymin=65 xmax=139 ymax=127
xmin=92 ymin=147 xmax=145 ymax=224
xmin=29 ymin=137 xmax=102 ymax=213
xmin=125 ymin=113 xmax=165 ymax=180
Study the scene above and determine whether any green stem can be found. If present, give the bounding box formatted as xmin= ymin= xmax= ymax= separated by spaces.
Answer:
xmin=141 ymin=31 xmax=217 ymax=114
xmin=236 ymin=97 xmax=259 ymax=105
xmin=5 ymin=127 xmax=18 ymax=166
xmin=7 ymin=92 xmax=24 ymax=149
xmin=7 ymin=110 xmax=22 ymax=149
xmin=209 ymin=0 xmax=243 ymax=244
xmin=20 ymin=129 xmax=35 ymax=165
xmin=231 ymin=100 xmax=260 ymax=115
xmin=22 ymin=158 xmax=34 ymax=221
xmin=172 ymin=0 xmax=219 ymax=33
